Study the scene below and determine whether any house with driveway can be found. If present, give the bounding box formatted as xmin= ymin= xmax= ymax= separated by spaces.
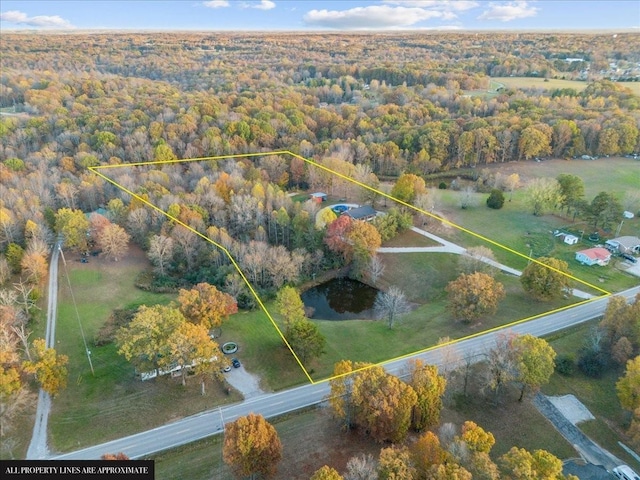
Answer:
xmin=605 ymin=236 xmax=640 ymax=255
xmin=575 ymin=247 xmax=611 ymax=266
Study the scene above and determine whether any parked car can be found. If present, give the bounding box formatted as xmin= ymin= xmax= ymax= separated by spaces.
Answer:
xmin=222 ymin=364 xmax=231 ymax=372
xmin=621 ymin=253 xmax=638 ymax=264
xmin=231 ymin=358 xmax=241 ymax=368
xmin=612 ymin=465 xmax=639 ymax=480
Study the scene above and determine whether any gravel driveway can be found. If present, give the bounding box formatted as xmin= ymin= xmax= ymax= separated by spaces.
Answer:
xmin=224 ymin=365 xmax=265 ymax=399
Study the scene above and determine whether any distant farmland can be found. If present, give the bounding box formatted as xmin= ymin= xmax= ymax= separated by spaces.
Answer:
xmin=491 ymin=77 xmax=640 ymax=96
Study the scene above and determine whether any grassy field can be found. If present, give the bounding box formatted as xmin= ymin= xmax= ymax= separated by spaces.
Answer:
xmin=545 ymin=322 xmax=640 ymax=472
xmin=492 ymin=77 xmax=640 ymax=96
xmin=49 ymin=248 xmax=243 ymax=452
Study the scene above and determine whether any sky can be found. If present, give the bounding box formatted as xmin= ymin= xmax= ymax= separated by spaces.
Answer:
xmin=0 ymin=1 xmax=639 ymax=31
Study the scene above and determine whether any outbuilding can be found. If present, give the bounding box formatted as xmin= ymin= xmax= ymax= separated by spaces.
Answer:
xmin=342 ymin=205 xmax=377 ymax=221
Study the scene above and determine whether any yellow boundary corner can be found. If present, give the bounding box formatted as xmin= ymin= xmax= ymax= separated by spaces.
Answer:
xmin=90 ymin=151 xmax=611 ymax=385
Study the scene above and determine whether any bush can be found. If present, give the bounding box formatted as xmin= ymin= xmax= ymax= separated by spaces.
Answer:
xmin=438 ymin=181 xmax=447 ymax=190
xmin=555 ymin=354 xmax=575 ymax=375
xmin=577 ymin=349 xmax=608 ymax=378
xmin=486 ymin=189 xmax=505 ymax=209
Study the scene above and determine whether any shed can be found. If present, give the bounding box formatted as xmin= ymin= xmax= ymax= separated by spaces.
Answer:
xmin=342 ymin=205 xmax=377 ymax=221
xmin=563 ymin=234 xmax=579 ymax=245
xmin=309 ymin=192 xmax=327 ymax=203
xmin=575 ymin=247 xmax=611 ymax=266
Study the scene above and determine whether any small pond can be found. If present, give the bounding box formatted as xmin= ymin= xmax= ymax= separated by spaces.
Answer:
xmin=301 ymin=277 xmax=379 ymax=321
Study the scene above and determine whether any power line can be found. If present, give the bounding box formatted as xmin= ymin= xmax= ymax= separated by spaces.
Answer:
xmin=59 ymin=246 xmax=94 ymax=376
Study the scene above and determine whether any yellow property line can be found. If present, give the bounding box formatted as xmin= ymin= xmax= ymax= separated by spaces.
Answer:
xmin=91 ymin=151 xmax=611 ymax=385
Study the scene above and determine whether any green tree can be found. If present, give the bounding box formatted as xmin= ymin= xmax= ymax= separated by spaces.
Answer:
xmin=486 ymin=189 xmax=505 ymax=209
xmin=513 ymin=334 xmax=557 ymax=401
xmin=286 ymin=318 xmax=326 ymax=365
xmin=520 ymin=257 xmax=571 ymax=301
xmin=588 ymin=191 xmax=623 ymax=230
xmin=5 ymin=243 xmax=25 ymax=274
xmin=55 ymin=208 xmax=90 ymax=252
xmin=556 ymin=174 xmax=585 ymax=215
xmin=223 ymin=413 xmax=282 ymax=479
xmin=446 ymin=272 xmax=505 ymax=323
xmin=407 ymin=359 xmax=446 ymax=431
xmin=22 ymin=339 xmax=68 ymax=396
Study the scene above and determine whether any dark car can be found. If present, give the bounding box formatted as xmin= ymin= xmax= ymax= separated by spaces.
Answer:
xmin=231 ymin=358 xmax=241 ymax=368
xmin=621 ymin=253 xmax=638 ymax=264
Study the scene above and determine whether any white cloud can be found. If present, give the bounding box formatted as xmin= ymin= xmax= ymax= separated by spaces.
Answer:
xmin=303 ymin=5 xmax=444 ymax=30
xmin=0 ymin=9 xmax=74 ymax=28
xmin=383 ymin=0 xmax=479 ymax=11
xmin=239 ymin=0 xmax=276 ymax=10
xmin=203 ymin=1 xmax=229 ymax=8
xmin=478 ymin=1 xmax=538 ymax=22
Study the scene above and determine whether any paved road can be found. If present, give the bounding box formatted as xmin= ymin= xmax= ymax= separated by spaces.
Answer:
xmin=26 ymin=241 xmax=62 ymax=459
xmin=50 ymin=285 xmax=640 ymax=460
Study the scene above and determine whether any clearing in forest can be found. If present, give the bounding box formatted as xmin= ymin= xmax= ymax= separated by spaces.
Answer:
xmin=89 ymin=151 xmax=611 ymax=384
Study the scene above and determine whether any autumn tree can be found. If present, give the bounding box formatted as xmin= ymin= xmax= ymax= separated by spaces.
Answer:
xmin=223 ymin=413 xmax=282 ymax=480
xmin=351 ymin=365 xmax=417 ymax=443
xmin=167 ymin=321 xmax=222 ymax=390
xmin=525 ymin=178 xmax=564 ymax=216
xmin=55 ymin=208 xmax=90 ymax=252
xmin=275 ymin=285 xmax=306 ymax=334
xmin=520 ymin=257 xmax=571 ymax=301
xmin=97 ymin=223 xmax=130 ymax=261
xmin=325 ymin=215 xmax=353 ymax=260
xmin=116 ymin=305 xmax=185 ymax=373
xmin=411 ymin=431 xmax=446 ymax=478
xmin=101 ymin=453 xmax=130 ymax=460
xmin=391 ymin=173 xmax=427 ymax=204
xmin=374 ymin=286 xmax=411 ymax=329
xmin=407 ymin=359 xmax=447 ymax=431
xmin=499 ymin=447 xmax=567 ymax=480
xmin=446 ymin=272 xmax=505 ymax=323
xmin=347 ymin=220 xmax=382 ymax=276
xmin=20 ymin=251 xmax=48 ymax=286
xmin=600 ymin=294 xmax=640 ymax=360
xmin=311 ymin=465 xmax=344 ymax=480
xmin=327 ymin=360 xmax=358 ymax=430
xmin=22 ymin=338 xmax=68 ymax=396
xmin=513 ymin=334 xmax=557 ymax=401
xmin=378 ymin=446 xmax=416 ymax=480
xmin=459 ymin=421 xmax=495 ymax=454
xmin=178 ymin=283 xmax=238 ymax=331
xmin=617 ymin=356 xmax=640 ymax=413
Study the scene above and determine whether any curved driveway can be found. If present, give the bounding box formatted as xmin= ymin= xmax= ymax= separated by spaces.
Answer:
xmin=50 ymin=285 xmax=640 ymax=460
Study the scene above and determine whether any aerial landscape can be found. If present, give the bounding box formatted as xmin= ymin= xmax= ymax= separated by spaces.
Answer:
xmin=1 ymin=1 xmax=640 ymax=479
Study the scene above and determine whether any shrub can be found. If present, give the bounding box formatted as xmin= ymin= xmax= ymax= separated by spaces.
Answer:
xmin=577 ymin=349 xmax=608 ymax=378
xmin=486 ymin=189 xmax=505 ymax=209
xmin=555 ymin=354 xmax=575 ymax=375
xmin=438 ymin=181 xmax=447 ymax=190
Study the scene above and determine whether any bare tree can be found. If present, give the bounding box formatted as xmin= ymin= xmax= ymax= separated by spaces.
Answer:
xmin=147 ymin=234 xmax=174 ymax=276
xmin=367 ymin=255 xmax=385 ymax=286
xmin=344 ymin=453 xmax=377 ymax=480
xmin=374 ymin=286 xmax=411 ymax=329
xmin=458 ymin=246 xmax=499 ymax=277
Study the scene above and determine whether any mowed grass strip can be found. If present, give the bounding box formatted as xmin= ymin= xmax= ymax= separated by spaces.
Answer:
xmin=492 ymin=76 xmax=640 ymax=96
xmin=51 ymin=250 xmax=242 ymax=452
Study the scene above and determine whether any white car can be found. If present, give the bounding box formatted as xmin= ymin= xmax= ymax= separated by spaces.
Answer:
xmin=613 ymin=465 xmax=640 ymax=480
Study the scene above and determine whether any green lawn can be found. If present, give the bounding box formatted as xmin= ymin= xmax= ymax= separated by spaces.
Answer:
xmin=50 ymin=251 xmax=242 ymax=452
